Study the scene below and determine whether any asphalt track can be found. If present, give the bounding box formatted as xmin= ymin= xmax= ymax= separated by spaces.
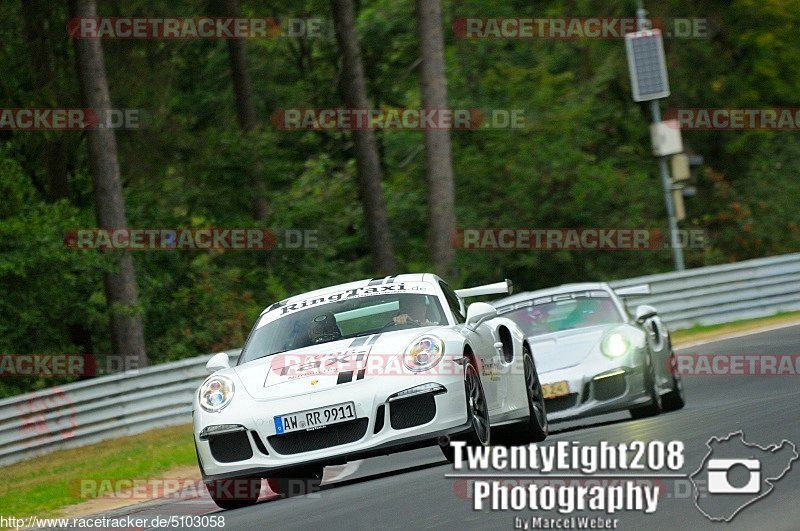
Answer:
xmin=87 ymin=325 xmax=800 ymax=530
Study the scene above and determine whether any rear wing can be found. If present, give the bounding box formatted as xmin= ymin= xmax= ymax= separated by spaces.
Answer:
xmin=455 ymin=279 xmax=513 ymax=299
xmin=614 ymin=284 xmax=651 ymax=297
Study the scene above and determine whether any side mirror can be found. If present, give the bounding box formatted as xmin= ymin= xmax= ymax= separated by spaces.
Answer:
xmin=206 ymin=352 xmax=231 ymax=373
xmin=634 ymin=305 xmax=658 ymax=323
xmin=466 ymin=302 xmax=497 ymax=327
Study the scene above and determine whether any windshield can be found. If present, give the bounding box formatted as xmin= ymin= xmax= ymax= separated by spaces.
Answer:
xmin=498 ymin=291 xmax=622 ymax=337
xmin=239 ymin=292 xmax=447 ymax=364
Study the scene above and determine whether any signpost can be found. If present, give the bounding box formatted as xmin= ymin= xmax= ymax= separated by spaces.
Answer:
xmin=625 ymin=4 xmax=686 ymax=271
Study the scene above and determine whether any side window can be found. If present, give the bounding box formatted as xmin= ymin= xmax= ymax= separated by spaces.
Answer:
xmin=440 ymin=281 xmax=466 ymax=323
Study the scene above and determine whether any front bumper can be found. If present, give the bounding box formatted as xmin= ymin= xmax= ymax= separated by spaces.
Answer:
xmin=540 ymin=350 xmax=651 ymax=423
xmin=194 ymin=361 xmax=469 ymax=480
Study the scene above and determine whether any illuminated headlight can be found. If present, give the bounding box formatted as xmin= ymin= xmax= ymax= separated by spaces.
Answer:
xmin=199 ymin=376 xmax=235 ymax=412
xmin=601 ymin=332 xmax=630 ymax=358
xmin=403 ymin=336 xmax=445 ymax=372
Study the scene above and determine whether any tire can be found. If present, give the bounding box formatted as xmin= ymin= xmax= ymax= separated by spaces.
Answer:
xmin=441 ymin=356 xmax=491 ymax=463
xmin=629 ymin=351 xmax=663 ymax=419
xmin=661 ymin=350 xmax=686 ymax=412
xmin=267 ymin=466 xmax=323 ymax=498
xmin=205 ymin=477 xmax=261 ymax=510
xmin=509 ymin=343 xmax=548 ymax=443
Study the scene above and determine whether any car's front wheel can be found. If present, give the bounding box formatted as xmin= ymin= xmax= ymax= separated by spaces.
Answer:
xmin=205 ymin=477 xmax=261 ymax=510
xmin=509 ymin=343 xmax=548 ymax=443
xmin=441 ymin=356 xmax=490 ymax=463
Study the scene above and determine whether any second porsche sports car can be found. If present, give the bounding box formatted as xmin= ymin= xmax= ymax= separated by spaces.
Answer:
xmin=194 ymin=274 xmax=548 ymax=508
xmin=492 ymin=282 xmax=685 ymax=424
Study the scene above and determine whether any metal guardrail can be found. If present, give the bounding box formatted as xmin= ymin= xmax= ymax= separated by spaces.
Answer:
xmin=0 ymin=349 xmax=239 ymax=466
xmin=609 ymin=252 xmax=800 ymax=330
xmin=2 ymin=252 xmax=799 ymax=466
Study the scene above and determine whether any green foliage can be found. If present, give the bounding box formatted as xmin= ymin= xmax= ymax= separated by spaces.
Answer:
xmin=0 ymin=145 xmax=105 ymax=395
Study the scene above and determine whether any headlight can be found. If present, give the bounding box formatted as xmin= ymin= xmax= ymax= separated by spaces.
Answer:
xmin=199 ymin=375 xmax=235 ymax=412
xmin=601 ymin=332 xmax=630 ymax=358
xmin=403 ymin=336 xmax=445 ymax=372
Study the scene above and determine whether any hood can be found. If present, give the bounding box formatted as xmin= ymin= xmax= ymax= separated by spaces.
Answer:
xmin=234 ymin=327 xmax=437 ymax=400
xmin=528 ymin=324 xmax=616 ymax=373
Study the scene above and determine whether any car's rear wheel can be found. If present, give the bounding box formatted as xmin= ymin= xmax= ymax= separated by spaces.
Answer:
xmin=266 ymin=466 xmax=323 ymax=498
xmin=661 ymin=350 xmax=686 ymax=412
xmin=441 ymin=356 xmax=490 ymax=463
xmin=509 ymin=344 xmax=548 ymax=443
xmin=205 ymin=477 xmax=261 ymax=510
xmin=630 ymin=352 xmax=663 ymax=419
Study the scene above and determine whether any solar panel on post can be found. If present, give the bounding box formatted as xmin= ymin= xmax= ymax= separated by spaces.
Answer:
xmin=625 ymin=29 xmax=670 ymax=102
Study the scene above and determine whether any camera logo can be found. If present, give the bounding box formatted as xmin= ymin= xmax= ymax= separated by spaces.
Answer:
xmin=706 ymin=458 xmax=760 ymax=494
xmin=690 ymin=431 xmax=797 ymax=522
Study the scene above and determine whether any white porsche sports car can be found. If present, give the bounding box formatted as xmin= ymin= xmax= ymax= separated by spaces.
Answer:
xmin=492 ymin=282 xmax=685 ymax=424
xmin=194 ymin=274 xmax=548 ymax=509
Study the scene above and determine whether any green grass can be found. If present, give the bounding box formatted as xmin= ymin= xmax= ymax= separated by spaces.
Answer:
xmin=0 ymin=424 xmax=196 ymax=519
xmin=671 ymin=310 xmax=800 ymax=343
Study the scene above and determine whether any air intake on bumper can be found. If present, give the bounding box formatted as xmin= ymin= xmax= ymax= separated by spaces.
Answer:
xmin=208 ymin=430 xmax=254 ymax=463
xmin=267 ymin=418 xmax=369 ymax=455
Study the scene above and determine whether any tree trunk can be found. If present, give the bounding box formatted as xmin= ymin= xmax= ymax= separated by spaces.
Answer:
xmin=21 ymin=0 xmax=69 ymax=202
xmin=219 ymin=0 xmax=268 ymax=221
xmin=331 ymin=0 xmax=397 ymax=275
xmin=416 ymin=0 xmax=457 ymax=277
xmin=69 ymin=0 xmax=148 ymax=367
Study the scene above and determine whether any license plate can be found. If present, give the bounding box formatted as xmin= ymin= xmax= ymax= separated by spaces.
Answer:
xmin=542 ymin=381 xmax=570 ymax=399
xmin=274 ymin=402 xmax=356 ymax=435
